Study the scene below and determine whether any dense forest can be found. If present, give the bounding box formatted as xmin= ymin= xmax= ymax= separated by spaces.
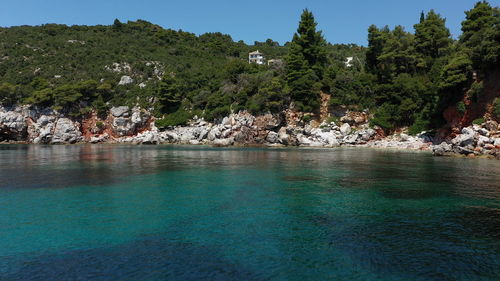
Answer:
xmin=0 ymin=1 xmax=498 ymax=133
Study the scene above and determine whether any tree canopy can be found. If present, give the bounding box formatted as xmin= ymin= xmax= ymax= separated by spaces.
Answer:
xmin=285 ymin=9 xmax=328 ymax=112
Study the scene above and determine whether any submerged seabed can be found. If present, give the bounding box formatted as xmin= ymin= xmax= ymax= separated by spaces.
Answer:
xmin=0 ymin=145 xmax=499 ymax=281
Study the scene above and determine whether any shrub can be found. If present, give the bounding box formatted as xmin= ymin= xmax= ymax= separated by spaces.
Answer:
xmin=467 ymin=81 xmax=483 ymax=102
xmin=472 ymin=118 xmax=485 ymax=125
xmin=456 ymin=101 xmax=466 ymax=114
xmin=408 ymin=117 xmax=429 ymax=135
xmin=302 ymin=114 xmax=312 ymax=122
xmin=204 ymin=106 xmax=230 ymax=121
xmin=370 ymin=104 xmax=396 ymax=131
xmin=155 ymin=108 xmax=192 ymax=129
xmin=493 ymin=98 xmax=500 ymax=118
xmin=96 ymin=121 xmax=104 ymax=129
xmin=326 ymin=116 xmax=339 ymax=123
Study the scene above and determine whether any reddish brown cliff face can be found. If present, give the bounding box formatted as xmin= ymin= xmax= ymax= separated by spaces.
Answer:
xmin=462 ymin=71 xmax=500 ymax=126
xmin=441 ymin=71 xmax=500 ymax=139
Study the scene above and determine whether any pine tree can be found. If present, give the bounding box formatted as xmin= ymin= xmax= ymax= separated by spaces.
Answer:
xmin=414 ymin=10 xmax=452 ymax=61
xmin=376 ymin=26 xmax=418 ymax=81
xmin=112 ymin=19 xmax=123 ymax=31
xmin=420 ymin=11 xmax=425 ymax=23
xmin=460 ymin=1 xmax=499 ymax=70
xmin=366 ymin=25 xmax=389 ymax=75
xmin=158 ymin=74 xmax=183 ymax=113
xmin=285 ymin=9 xmax=327 ymax=112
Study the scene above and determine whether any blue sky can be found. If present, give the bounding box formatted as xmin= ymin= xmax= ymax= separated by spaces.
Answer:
xmin=1 ymin=0 xmax=497 ymax=45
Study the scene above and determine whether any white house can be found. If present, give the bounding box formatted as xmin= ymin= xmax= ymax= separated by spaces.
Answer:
xmin=345 ymin=57 xmax=354 ymax=67
xmin=249 ymin=50 xmax=265 ymax=64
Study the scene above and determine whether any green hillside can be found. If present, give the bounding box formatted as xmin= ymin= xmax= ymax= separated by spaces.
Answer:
xmin=0 ymin=19 xmax=363 ymax=121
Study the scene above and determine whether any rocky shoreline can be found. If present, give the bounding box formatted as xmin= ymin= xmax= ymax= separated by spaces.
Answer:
xmin=1 ymin=105 xmax=499 ymax=159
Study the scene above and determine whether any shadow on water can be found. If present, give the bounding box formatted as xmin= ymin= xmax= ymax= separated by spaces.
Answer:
xmin=449 ymin=206 xmax=500 ymax=240
xmin=0 ymin=236 xmax=263 ymax=281
xmin=379 ymin=188 xmax=442 ymax=200
xmin=306 ymin=210 xmax=500 ymax=281
xmin=282 ymin=175 xmax=319 ymax=182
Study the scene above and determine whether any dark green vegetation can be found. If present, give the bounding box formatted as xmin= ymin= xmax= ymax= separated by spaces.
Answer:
xmin=0 ymin=1 xmax=498 ymax=133
xmin=285 ymin=9 xmax=328 ymax=112
xmin=356 ymin=1 xmax=499 ymax=134
xmin=0 ymin=16 xmax=361 ymax=125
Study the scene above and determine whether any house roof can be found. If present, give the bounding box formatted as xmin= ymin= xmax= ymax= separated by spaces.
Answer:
xmin=249 ymin=50 xmax=263 ymax=55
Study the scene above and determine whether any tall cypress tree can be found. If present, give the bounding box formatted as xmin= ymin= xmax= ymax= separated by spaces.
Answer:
xmin=285 ymin=9 xmax=327 ymax=112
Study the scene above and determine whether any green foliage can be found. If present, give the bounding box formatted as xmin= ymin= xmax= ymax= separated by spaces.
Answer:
xmin=456 ymin=101 xmax=466 ymax=114
xmin=155 ymin=108 xmax=192 ymax=128
xmin=371 ymin=103 xmax=397 ymax=130
xmin=460 ymin=1 xmax=500 ymax=71
xmin=438 ymin=53 xmax=472 ymax=92
xmin=371 ymin=74 xmax=432 ymax=129
xmin=408 ymin=116 xmax=430 ymax=135
xmin=414 ymin=10 xmax=452 ymax=64
xmin=0 ymin=15 xmax=365 ymax=123
xmin=493 ymin=98 xmax=500 ymax=118
xmin=157 ymin=74 xmax=183 ymax=113
xmin=223 ymin=59 xmax=249 ymax=83
xmin=204 ymin=105 xmax=230 ymax=121
xmin=326 ymin=116 xmax=340 ymax=123
xmin=95 ymin=121 xmax=104 ymax=129
xmin=0 ymin=82 xmax=18 ymax=106
xmin=472 ymin=117 xmax=485 ymax=124
xmin=467 ymin=81 xmax=483 ymax=102
xmin=366 ymin=25 xmax=388 ymax=74
xmin=327 ymin=70 xmax=375 ymax=109
xmin=285 ymin=9 xmax=327 ymax=112
xmin=25 ymin=88 xmax=53 ymax=106
xmin=302 ymin=114 xmax=312 ymax=122
xmin=113 ymin=19 xmax=123 ymax=31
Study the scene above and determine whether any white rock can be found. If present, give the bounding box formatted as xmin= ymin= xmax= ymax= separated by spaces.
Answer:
xmin=110 ymin=106 xmax=129 ymax=117
xmin=213 ymin=137 xmax=234 ymax=146
xmin=138 ymin=131 xmax=159 ymax=144
xmin=315 ymin=131 xmax=339 ymax=146
xmin=432 ymin=142 xmax=452 ymax=156
xmin=340 ymin=123 xmax=351 ymax=136
xmin=90 ymin=133 xmax=109 ymax=143
xmin=208 ymin=127 xmax=221 ymax=141
xmin=452 ymin=133 xmax=475 ymax=147
xmin=359 ymin=129 xmax=376 ymax=141
xmin=266 ymin=131 xmax=279 ymax=143
xmin=278 ymin=127 xmax=290 ymax=145
xmin=118 ymin=75 xmax=134 ymax=85
xmin=477 ymin=135 xmax=492 ymax=147
xmin=461 ymin=127 xmax=474 ymax=135
xmin=51 ymin=118 xmax=82 ymax=144
xmin=494 ymin=138 xmax=500 ymax=146
xmin=477 ymin=128 xmax=489 ymax=137
xmin=221 ymin=128 xmax=232 ymax=138
xmin=343 ymin=134 xmax=359 ymax=144
xmin=160 ymin=131 xmax=179 ymax=142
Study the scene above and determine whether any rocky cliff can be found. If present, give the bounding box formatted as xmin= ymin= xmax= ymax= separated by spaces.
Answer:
xmin=1 ymin=105 xmax=499 ymax=159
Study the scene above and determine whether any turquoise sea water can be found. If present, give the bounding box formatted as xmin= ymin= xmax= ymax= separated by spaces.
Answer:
xmin=0 ymin=145 xmax=499 ymax=281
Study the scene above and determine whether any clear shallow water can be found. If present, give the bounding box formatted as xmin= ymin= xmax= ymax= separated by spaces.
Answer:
xmin=0 ymin=145 xmax=499 ymax=281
